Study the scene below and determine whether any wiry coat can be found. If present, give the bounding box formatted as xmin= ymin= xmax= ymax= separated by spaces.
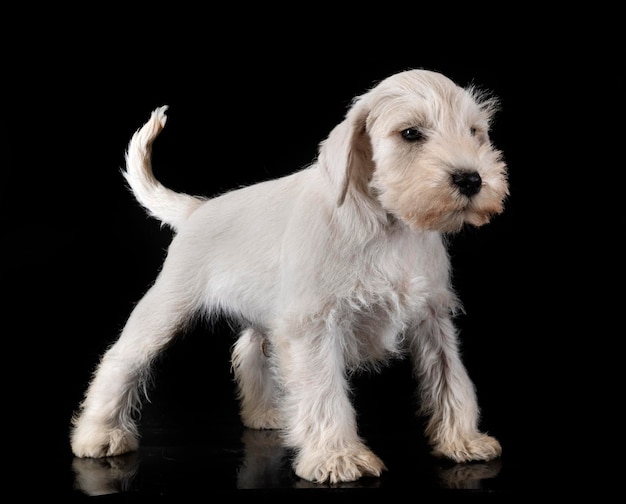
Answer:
xmin=71 ymin=69 xmax=508 ymax=484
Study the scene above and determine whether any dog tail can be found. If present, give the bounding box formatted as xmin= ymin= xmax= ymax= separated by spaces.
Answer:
xmin=123 ymin=105 xmax=205 ymax=231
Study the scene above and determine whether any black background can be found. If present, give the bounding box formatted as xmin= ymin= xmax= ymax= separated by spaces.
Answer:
xmin=3 ymin=10 xmax=620 ymax=500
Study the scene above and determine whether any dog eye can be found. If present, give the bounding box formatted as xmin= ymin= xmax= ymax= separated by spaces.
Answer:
xmin=470 ymin=127 xmax=478 ymax=136
xmin=401 ymin=127 xmax=424 ymax=142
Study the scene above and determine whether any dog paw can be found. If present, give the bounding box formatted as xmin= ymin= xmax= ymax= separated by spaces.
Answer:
xmin=71 ymin=424 xmax=138 ymax=458
xmin=432 ymin=433 xmax=502 ymax=463
xmin=294 ymin=445 xmax=387 ymax=484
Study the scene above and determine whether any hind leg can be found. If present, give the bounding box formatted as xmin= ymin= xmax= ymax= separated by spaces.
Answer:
xmin=71 ymin=271 xmax=198 ymax=458
xmin=231 ymin=328 xmax=282 ymax=429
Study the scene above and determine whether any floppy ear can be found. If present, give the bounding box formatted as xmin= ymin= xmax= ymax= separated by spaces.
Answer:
xmin=317 ymin=98 xmax=374 ymax=206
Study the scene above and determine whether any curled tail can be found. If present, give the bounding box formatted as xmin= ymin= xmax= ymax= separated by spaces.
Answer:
xmin=123 ymin=106 xmax=205 ymax=231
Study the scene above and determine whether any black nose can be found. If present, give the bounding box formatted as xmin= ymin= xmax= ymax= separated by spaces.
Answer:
xmin=452 ymin=171 xmax=482 ymax=197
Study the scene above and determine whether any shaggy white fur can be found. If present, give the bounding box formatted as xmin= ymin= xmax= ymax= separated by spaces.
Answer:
xmin=71 ymin=69 xmax=508 ymax=484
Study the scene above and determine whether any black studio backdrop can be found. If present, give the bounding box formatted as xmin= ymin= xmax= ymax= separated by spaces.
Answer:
xmin=4 ymin=7 xmax=620 ymax=494
xmin=6 ymin=47 xmax=554 ymax=477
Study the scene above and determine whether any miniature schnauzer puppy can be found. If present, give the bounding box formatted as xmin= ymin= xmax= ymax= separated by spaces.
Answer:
xmin=71 ymin=68 xmax=508 ymax=484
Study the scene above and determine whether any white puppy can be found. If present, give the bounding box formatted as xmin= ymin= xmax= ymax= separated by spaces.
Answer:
xmin=71 ymin=69 xmax=508 ymax=484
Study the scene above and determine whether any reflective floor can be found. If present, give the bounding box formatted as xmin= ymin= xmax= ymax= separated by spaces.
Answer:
xmin=65 ymin=420 xmax=509 ymax=500
xmin=53 ymin=354 xmax=530 ymax=501
xmin=68 ymin=428 xmax=506 ymax=499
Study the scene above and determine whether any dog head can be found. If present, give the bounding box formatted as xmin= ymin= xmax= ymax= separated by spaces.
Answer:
xmin=318 ymin=69 xmax=509 ymax=233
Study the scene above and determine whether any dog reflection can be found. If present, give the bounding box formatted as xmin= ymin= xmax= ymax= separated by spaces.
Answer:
xmin=236 ymin=429 xmax=293 ymax=488
xmin=436 ymin=458 xmax=502 ymax=489
xmin=72 ymin=452 xmax=138 ymax=496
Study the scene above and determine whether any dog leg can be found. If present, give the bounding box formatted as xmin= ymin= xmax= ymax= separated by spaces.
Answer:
xmin=231 ymin=328 xmax=282 ymax=429
xmin=411 ymin=315 xmax=502 ymax=462
xmin=274 ymin=320 xmax=386 ymax=484
xmin=71 ymin=271 xmax=196 ymax=458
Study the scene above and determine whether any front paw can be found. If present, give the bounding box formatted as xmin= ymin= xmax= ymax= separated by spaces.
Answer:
xmin=432 ymin=433 xmax=502 ymax=463
xmin=71 ymin=422 xmax=138 ymax=458
xmin=294 ymin=444 xmax=386 ymax=484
